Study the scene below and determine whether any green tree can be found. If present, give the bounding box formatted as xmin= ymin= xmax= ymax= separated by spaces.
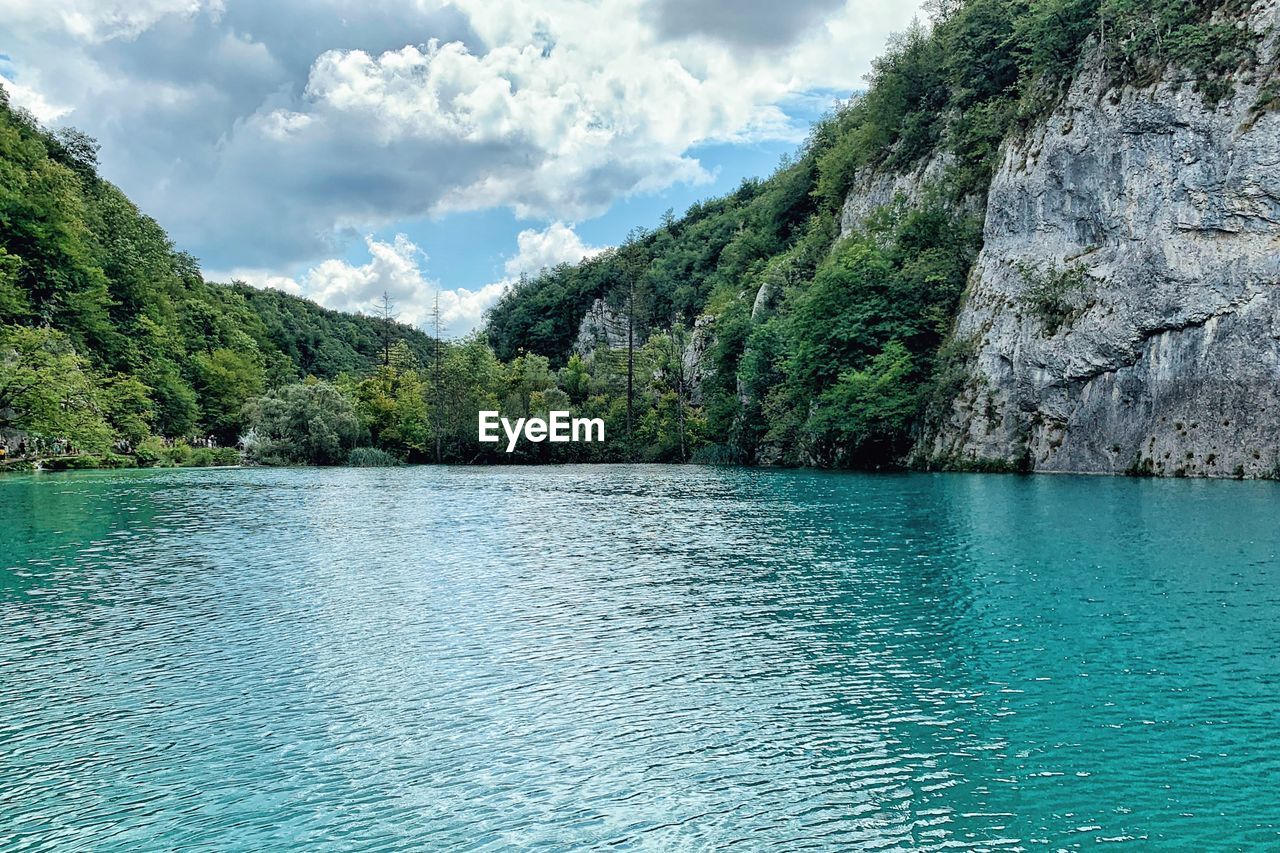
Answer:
xmin=243 ymin=382 xmax=362 ymax=465
xmin=557 ymin=353 xmax=591 ymax=404
xmin=0 ymin=325 xmax=112 ymax=450
xmin=808 ymin=341 xmax=920 ymax=465
xmin=192 ymin=347 xmax=265 ymax=443
xmin=100 ymin=373 xmax=155 ymax=445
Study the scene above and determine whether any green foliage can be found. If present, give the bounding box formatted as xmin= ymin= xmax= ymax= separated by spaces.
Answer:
xmin=1098 ymin=0 xmax=1259 ymax=104
xmin=809 ymin=341 xmax=921 ymax=465
xmin=0 ymin=86 xmax=441 ymax=465
xmin=243 ymin=382 xmax=362 ymax=466
xmin=45 ymin=453 xmax=136 ymax=471
xmin=186 ymin=446 xmax=242 ymax=467
xmin=346 ymin=346 xmax=433 ymax=460
xmin=0 ymin=324 xmax=112 ymax=451
xmin=489 ymin=166 xmax=822 ymax=364
xmin=192 ymin=347 xmax=264 ymax=443
xmin=134 ymin=436 xmax=172 ymax=467
xmin=0 ymin=248 xmax=29 ymax=319
xmin=234 ymin=284 xmax=437 ymax=378
xmin=132 ymin=436 xmax=241 ymax=468
xmin=347 ymin=446 xmax=405 ymax=467
xmin=558 ymin=353 xmax=591 ymax=403
xmin=99 ymin=373 xmax=155 ymax=444
xmin=783 ymin=201 xmax=980 ymax=465
xmin=436 ymin=334 xmax=505 ymax=462
xmin=1018 ymin=262 xmax=1089 ymax=334
xmin=1013 ymin=0 xmax=1100 ymax=84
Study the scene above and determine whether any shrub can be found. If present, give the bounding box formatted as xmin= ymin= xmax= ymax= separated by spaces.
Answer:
xmin=347 ymin=447 xmax=404 ymax=467
xmin=1019 ymin=262 xmax=1089 ymax=334
xmin=242 ymin=382 xmax=362 ymax=466
xmin=134 ymin=436 xmax=171 ymax=467
xmin=187 ymin=447 xmax=241 ymax=467
xmin=1100 ymin=0 xmax=1260 ymax=105
xmin=47 ymin=453 xmax=135 ymax=471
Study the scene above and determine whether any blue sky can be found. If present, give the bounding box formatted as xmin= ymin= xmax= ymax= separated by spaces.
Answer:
xmin=0 ymin=1 xmax=922 ymax=335
xmin=360 ymin=128 xmax=819 ymax=296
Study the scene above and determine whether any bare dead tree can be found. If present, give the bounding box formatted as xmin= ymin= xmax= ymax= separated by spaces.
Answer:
xmin=620 ymin=228 xmax=652 ymax=461
xmin=373 ymin=291 xmax=398 ymax=367
xmin=627 ymin=268 xmax=634 ymax=456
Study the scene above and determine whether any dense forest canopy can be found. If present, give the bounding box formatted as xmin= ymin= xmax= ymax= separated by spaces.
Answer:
xmin=1 ymin=0 xmax=1269 ymax=469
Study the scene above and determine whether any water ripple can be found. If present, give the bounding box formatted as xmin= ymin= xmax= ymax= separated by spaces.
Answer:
xmin=2 ymin=466 xmax=1280 ymax=848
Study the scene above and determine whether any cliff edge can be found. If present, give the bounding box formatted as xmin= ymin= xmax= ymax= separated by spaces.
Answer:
xmin=922 ymin=1 xmax=1280 ymax=477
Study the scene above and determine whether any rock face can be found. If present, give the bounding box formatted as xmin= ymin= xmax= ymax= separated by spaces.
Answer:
xmin=683 ymin=315 xmax=716 ymax=406
xmin=575 ymin=298 xmax=715 ymax=406
xmin=573 ymin=298 xmax=630 ymax=355
xmin=922 ymin=6 xmax=1280 ymax=478
xmin=840 ymin=151 xmax=955 ymax=237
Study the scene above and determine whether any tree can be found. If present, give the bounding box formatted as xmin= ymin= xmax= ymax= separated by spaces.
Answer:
xmin=0 ymin=90 xmax=446 ymax=460
xmin=430 ymin=290 xmax=443 ymax=462
xmin=373 ymin=291 xmax=398 ymax=367
xmin=557 ymin=353 xmax=591 ymax=404
xmin=49 ymin=127 xmax=100 ymax=176
xmin=809 ymin=340 xmax=920 ymax=465
xmin=142 ymin=359 xmax=199 ymax=439
xmin=100 ymin=373 xmax=155 ymax=445
xmin=0 ymin=325 xmax=112 ymax=451
xmin=0 ymin=248 xmax=29 ymax=321
xmin=618 ymin=229 xmax=651 ymax=459
xmin=642 ymin=324 xmax=693 ymax=461
xmin=440 ymin=335 xmax=505 ymax=462
xmin=243 ymin=382 xmax=362 ymax=465
xmin=192 ymin=347 xmax=265 ymax=443
xmin=505 ymin=353 xmax=558 ymax=418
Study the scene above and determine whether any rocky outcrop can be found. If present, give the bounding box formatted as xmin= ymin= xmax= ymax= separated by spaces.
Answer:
xmin=751 ymin=278 xmax=781 ymax=322
xmin=574 ymin=297 xmax=716 ymax=406
xmin=840 ymin=151 xmax=955 ymax=237
xmin=922 ymin=3 xmax=1280 ymax=477
xmin=683 ymin=315 xmax=716 ymax=406
xmin=573 ymin=298 xmax=630 ymax=355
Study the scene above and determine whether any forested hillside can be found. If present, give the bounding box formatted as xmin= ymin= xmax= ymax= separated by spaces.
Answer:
xmin=0 ymin=86 xmax=436 ymax=461
xmin=487 ymin=0 xmax=1270 ymax=468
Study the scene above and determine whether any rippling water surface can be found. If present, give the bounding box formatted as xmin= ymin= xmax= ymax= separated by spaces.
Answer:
xmin=2 ymin=465 xmax=1279 ymax=849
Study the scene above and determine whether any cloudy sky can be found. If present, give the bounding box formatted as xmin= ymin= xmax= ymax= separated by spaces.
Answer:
xmin=0 ymin=0 xmax=923 ymax=335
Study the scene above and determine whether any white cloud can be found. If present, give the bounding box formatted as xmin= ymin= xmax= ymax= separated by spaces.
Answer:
xmin=229 ymin=234 xmax=445 ymax=329
xmin=304 ymin=234 xmax=431 ymax=323
xmin=504 ymin=222 xmax=603 ymax=278
xmin=0 ymin=0 xmax=214 ymax=42
xmin=2 ymin=0 xmax=924 ymax=272
xmin=216 ymin=222 xmax=604 ymax=337
xmin=1 ymin=74 xmax=73 ymax=123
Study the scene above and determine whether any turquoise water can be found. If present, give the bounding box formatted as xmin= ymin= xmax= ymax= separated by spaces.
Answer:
xmin=1 ymin=466 xmax=1278 ymax=849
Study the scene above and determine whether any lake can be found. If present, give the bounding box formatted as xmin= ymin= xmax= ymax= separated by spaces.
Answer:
xmin=2 ymin=465 xmax=1278 ymax=849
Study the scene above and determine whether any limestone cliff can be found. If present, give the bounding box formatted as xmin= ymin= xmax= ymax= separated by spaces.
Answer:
xmin=573 ymin=298 xmax=631 ymax=355
xmin=921 ymin=2 xmax=1280 ymax=477
xmin=840 ymin=151 xmax=957 ymax=237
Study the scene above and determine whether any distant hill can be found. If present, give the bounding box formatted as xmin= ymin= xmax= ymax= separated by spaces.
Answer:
xmin=0 ymin=85 xmax=435 ymax=444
